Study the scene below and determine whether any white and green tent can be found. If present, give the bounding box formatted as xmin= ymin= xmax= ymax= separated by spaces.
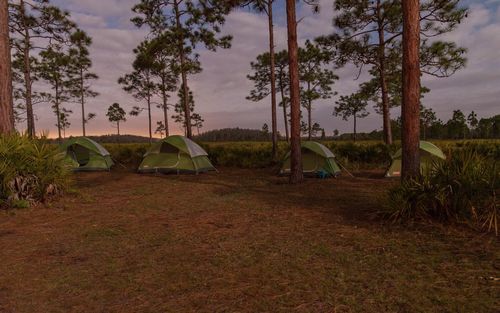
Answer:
xmin=138 ymin=135 xmax=216 ymax=174
xmin=385 ymin=141 xmax=446 ymax=177
xmin=61 ymin=137 xmax=113 ymax=171
xmin=280 ymin=141 xmax=341 ymax=177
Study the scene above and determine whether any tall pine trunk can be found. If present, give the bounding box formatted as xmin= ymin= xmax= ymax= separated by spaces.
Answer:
xmin=80 ymin=69 xmax=86 ymax=136
xmin=20 ymin=0 xmax=35 ymax=137
xmin=55 ymin=82 xmax=62 ymax=142
xmin=174 ymin=0 xmax=192 ymax=139
xmin=353 ymin=114 xmax=357 ymax=142
xmin=0 ymin=0 xmax=14 ymax=134
xmin=286 ymin=0 xmax=303 ymax=184
xmin=307 ymin=82 xmax=312 ymax=140
xmin=280 ymin=87 xmax=289 ymax=142
xmin=147 ymin=96 xmax=152 ymax=143
xmin=376 ymin=0 xmax=392 ymax=145
xmin=117 ymin=121 xmax=120 ymax=136
xmin=267 ymin=0 xmax=278 ymax=160
xmin=401 ymin=0 xmax=421 ymax=179
xmin=161 ymin=77 xmax=169 ymax=137
xmin=146 ymin=76 xmax=152 ymax=144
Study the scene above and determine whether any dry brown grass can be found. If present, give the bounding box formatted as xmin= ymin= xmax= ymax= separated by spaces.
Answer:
xmin=0 ymin=168 xmax=498 ymax=313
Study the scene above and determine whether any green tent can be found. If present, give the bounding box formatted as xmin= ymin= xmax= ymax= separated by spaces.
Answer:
xmin=280 ymin=141 xmax=341 ymax=177
xmin=138 ymin=135 xmax=216 ymax=174
xmin=61 ymin=137 xmax=113 ymax=171
xmin=385 ymin=141 xmax=446 ymax=177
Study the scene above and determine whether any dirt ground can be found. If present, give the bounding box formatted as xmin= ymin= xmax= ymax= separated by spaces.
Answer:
xmin=0 ymin=168 xmax=498 ymax=313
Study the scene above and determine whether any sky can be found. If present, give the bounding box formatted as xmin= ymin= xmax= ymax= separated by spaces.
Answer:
xmin=23 ymin=0 xmax=500 ymax=137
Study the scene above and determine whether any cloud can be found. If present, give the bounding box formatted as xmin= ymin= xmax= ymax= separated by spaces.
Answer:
xmin=24 ymin=0 xmax=500 ymax=137
xmin=422 ymin=2 xmax=500 ymax=120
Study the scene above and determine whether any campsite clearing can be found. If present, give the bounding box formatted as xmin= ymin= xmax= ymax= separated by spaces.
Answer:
xmin=0 ymin=168 xmax=498 ymax=312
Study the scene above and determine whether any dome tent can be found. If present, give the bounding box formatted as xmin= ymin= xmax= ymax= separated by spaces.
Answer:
xmin=280 ymin=141 xmax=341 ymax=177
xmin=385 ymin=141 xmax=446 ymax=177
xmin=138 ymin=135 xmax=216 ymax=174
xmin=61 ymin=137 xmax=113 ymax=171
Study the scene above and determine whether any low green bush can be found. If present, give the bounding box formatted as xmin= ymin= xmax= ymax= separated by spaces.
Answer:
xmin=385 ymin=148 xmax=499 ymax=234
xmin=200 ymin=142 xmax=288 ymax=168
xmin=326 ymin=142 xmax=394 ymax=169
xmin=101 ymin=139 xmax=499 ymax=171
xmin=0 ymin=134 xmax=72 ymax=208
xmin=103 ymin=143 xmax=148 ymax=167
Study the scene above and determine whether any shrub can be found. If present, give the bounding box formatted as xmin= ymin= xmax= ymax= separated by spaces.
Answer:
xmin=326 ymin=142 xmax=394 ymax=169
xmin=385 ymin=148 xmax=499 ymax=234
xmin=201 ymin=142 xmax=288 ymax=168
xmin=100 ymin=139 xmax=499 ymax=171
xmin=103 ymin=143 xmax=148 ymax=167
xmin=0 ymin=134 xmax=72 ymax=208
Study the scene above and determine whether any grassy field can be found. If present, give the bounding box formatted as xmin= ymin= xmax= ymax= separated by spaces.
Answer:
xmin=102 ymin=139 xmax=500 ymax=170
xmin=0 ymin=168 xmax=498 ymax=312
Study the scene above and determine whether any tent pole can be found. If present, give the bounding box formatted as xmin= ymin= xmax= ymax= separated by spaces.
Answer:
xmin=338 ymin=161 xmax=355 ymax=178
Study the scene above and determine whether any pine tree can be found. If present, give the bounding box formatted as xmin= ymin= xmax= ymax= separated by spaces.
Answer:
xmin=131 ymin=0 xmax=233 ymax=138
xmin=247 ymin=50 xmax=290 ymax=141
xmin=275 ymin=51 xmax=290 ymax=142
xmin=401 ymin=0 xmax=421 ymax=179
xmin=119 ymin=41 xmax=158 ymax=144
xmin=58 ymin=107 xmax=72 ymax=138
xmin=467 ymin=111 xmax=478 ymax=139
xmin=106 ymin=103 xmax=126 ymax=136
xmin=317 ymin=0 xmax=468 ymax=145
xmin=172 ymin=83 xmax=201 ymax=136
xmin=192 ymin=113 xmax=204 ymax=136
xmin=447 ymin=110 xmax=468 ymax=139
xmin=241 ymin=0 xmax=278 ymax=159
xmin=146 ymin=35 xmax=179 ymax=138
xmin=68 ymin=29 xmax=98 ymax=137
xmin=37 ymin=44 xmax=75 ymax=142
xmin=155 ymin=121 xmax=166 ymax=138
xmin=8 ymin=0 xmax=75 ymax=137
xmin=285 ymin=0 xmax=303 ymax=184
xmin=299 ymin=40 xmax=338 ymax=140
xmin=334 ymin=93 xmax=370 ymax=142
xmin=0 ymin=0 xmax=14 ymax=134
xmin=420 ymin=105 xmax=436 ymax=140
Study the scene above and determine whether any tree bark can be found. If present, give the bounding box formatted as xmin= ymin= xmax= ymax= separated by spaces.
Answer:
xmin=146 ymin=77 xmax=152 ymax=144
xmin=353 ymin=114 xmax=357 ymax=142
xmin=80 ymin=69 xmax=86 ymax=136
xmin=147 ymin=97 xmax=152 ymax=143
xmin=376 ymin=0 xmax=392 ymax=145
xmin=55 ymin=81 xmax=62 ymax=142
xmin=280 ymin=87 xmax=289 ymax=142
xmin=117 ymin=121 xmax=120 ymax=136
xmin=401 ymin=0 xmax=421 ymax=179
xmin=20 ymin=0 xmax=35 ymax=137
xmin=161 ymin=77 xmax=169 ymax=137
xmin=307 ymin=82 xmax=312 ymax=140
xmin=267 ymin=0 xmax=278 ymax=160
xmin=286 ymin=0 xmax=303 ymax=184
xmin=174 ymin=0 xmax=192 ymax=139
xmin=0 ymin=0 xmax=14 ymax=134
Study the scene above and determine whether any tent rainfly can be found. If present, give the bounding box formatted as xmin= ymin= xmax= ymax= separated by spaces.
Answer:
xmin=385 ymin=141 xmax=446 ymax=177
xmin=280 ymin=141 xmax=341 ymax=177
xmin=138 ymin=135 xmax=216 ymax=174
xmin=61 ymin=137 xmax=113 ymax=171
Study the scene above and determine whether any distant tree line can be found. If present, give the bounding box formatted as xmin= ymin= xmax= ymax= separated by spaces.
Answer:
xmin=194 ymin=127 xmax=274 ymax=142
xmin=336 ymin=111 xmax=500 ymax=141
xmin=193 ymin=110 xmax=500 ymax=142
